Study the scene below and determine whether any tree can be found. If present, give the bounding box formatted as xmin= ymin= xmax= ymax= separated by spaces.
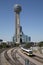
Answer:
xmin=24 ymin=43 xmax=31 ymax=48
xmin=2 ymin=42 xmax=7 ymax=48
xmin=38 ymin=41 xmax=43 ymax=47
xmin=38 ymin=41 xmax=43 ymax=53
xmin=0 ymin=45 xmax=3 ymax=49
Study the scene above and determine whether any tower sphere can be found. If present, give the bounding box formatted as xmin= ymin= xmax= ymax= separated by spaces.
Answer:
xmin=14 ymin=4 xmax=22 ymax=13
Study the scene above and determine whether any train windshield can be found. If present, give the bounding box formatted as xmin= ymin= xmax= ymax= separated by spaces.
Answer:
xmin=29 ymin=51 xmax=32 ymax=54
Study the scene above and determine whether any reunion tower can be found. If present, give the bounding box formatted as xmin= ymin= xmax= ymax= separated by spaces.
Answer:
xmin=14 ymin=4 xmax=22 ymax=43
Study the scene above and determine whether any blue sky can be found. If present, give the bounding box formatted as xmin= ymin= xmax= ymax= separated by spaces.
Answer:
xmin=0 ymin=0 xmax=43 ymax=42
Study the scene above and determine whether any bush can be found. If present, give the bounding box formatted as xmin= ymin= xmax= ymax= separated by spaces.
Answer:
xmin=0 ymin=45 xmax=3 ymax=49
xmin=38 ymin=41 xmax=43 ymax=54
xmin=14 ymin=43 xmax=19 ymax=47
xmin=24 ymin=43 xmax=31 ymax=49
xmin=6 ymin=45 xmax=11 ymax=48
xmin=38 ymin=42 xmax=43 ymax=47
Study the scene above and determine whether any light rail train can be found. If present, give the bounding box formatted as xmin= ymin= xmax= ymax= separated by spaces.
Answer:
xmin=21 ymin=47 xmax=33 ymax=56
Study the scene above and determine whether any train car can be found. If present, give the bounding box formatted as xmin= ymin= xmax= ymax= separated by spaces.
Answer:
xmin=21 ymin=47 xmax=33 ymax=56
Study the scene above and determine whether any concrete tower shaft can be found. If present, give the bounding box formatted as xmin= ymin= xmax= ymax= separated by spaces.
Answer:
xmin=15 ymin=13 xmax=20 ymax=43
xmin=14 ymin=4 xmax=22 ymax=43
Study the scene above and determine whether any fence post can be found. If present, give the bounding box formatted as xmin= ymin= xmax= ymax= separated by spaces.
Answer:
xmin=25 ymin=58 xmax=29 ymax=65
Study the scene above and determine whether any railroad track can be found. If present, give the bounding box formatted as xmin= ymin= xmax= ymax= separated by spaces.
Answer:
xmin=11 ymin=48 xmax=23 ymax=65
xmin=4 ymin=48 xmax=23 ymax=65
xmin=31 ymin=54 xmax=43 ymax=64
xmin=21 ymin=49 xmax=43 ymax=64
xmin=0 ymin=48 xmax=6 ymax=53
xmin=17 ymin=50 xmax=36 ymax=65
xmin=4 ymin=49 xmax=15 ymax=65
xmin=0 ymin=48 xmax=8 ymax=65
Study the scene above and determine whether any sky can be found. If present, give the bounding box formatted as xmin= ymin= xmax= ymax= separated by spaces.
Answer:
xmin=0 ymin=0 xmax=43 ymax=42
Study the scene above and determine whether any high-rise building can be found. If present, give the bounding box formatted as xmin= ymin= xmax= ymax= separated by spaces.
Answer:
xmin=13 ymin=4 xmax=31 ymax=43
xmin=13 ymin=26 xmax=31 ymax=43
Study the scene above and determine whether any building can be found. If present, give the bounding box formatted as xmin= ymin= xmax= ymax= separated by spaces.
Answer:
xmin=13 ymin=26 xmax=31 ymax=43
xmin=0 ymin=39 xmax=3 ymax=45
xmin=13 ymin=4 xmax=31 ymax=43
